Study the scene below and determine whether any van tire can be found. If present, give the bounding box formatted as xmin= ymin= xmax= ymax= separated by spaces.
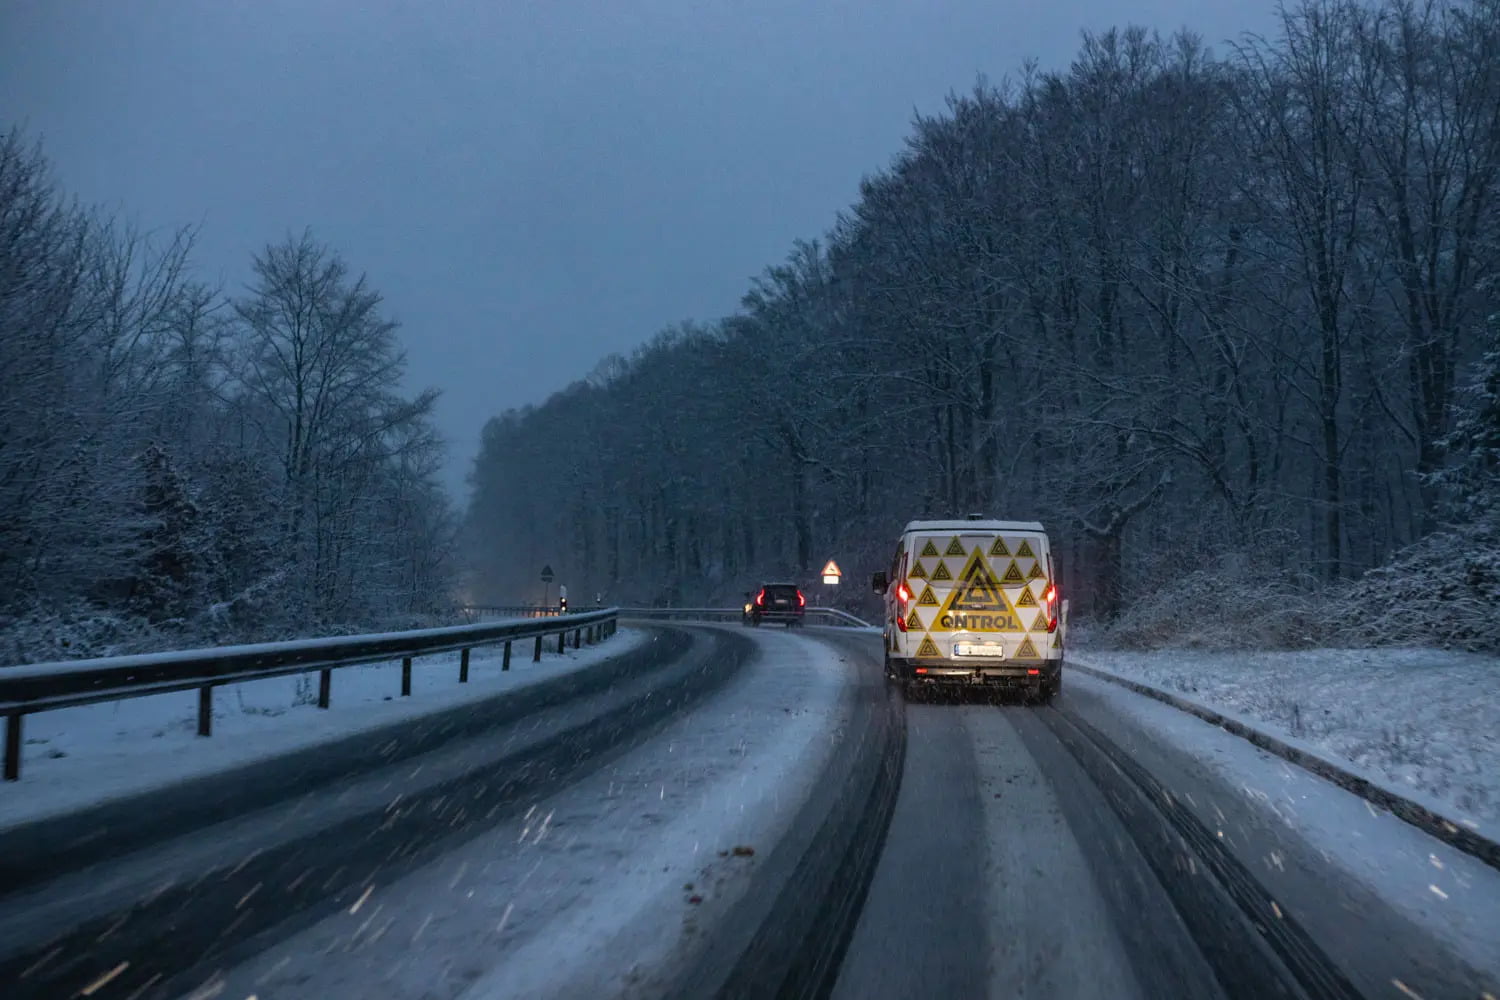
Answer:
xmin=1038 ymin=673 xmax=1061 ymax=704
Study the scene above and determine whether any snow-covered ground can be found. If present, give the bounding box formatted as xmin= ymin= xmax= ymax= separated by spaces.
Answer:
xmin=191 ymin=626 xmax=855 ymax=1000
xmin=1067 ymin=669 xmax=1500 ymax=981
xmin=0 ymin=627 xmax=649 ymax=831
xmin=1071 ymin=646 xmax=1500 ymax=831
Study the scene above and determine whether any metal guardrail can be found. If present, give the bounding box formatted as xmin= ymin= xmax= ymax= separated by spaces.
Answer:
xmin=462 ymin=605 xmax=566 ymax=620
xmin=619 ymin=607 xmax=876 ymax=628
xmin=0 ymin=609 xmax=620 ymax=781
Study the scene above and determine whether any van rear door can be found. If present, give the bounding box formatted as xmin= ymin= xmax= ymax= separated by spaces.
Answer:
xmin=908 ymin=531 xmax=1052 ymax=660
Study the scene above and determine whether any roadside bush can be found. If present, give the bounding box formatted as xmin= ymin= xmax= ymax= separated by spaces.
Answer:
xmin=1327 ymin=516 xmax=1500 ymax=653
xmin=1100 ymin=554 xmax=1325 ymax=651
xmin=0 ymin=603 xmax=159 ymax=664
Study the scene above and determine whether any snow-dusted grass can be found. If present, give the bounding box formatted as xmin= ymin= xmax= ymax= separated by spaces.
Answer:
xmin=0 ymin=627 xmax=649 ymax=831
xmin=1072 ymin=646 xmax=1500 ymax=828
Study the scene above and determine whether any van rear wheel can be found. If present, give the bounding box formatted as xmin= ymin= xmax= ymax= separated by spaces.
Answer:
xmin=1037 ymin=674 xmax=1060 ymax=704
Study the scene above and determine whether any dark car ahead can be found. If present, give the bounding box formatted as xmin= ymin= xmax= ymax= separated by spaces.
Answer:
xmin=747 ymin=583 xmax=805 ymax=627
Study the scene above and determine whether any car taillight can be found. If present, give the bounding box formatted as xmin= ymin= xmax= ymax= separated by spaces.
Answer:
xmin=797 ymin=590 xmax=805 ymax=607
xmin=756 ymin=588 xmax=765 ymax=607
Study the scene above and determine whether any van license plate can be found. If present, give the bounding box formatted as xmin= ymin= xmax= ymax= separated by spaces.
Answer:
xmin=954 ymin=642 xmax=1004 ymax=657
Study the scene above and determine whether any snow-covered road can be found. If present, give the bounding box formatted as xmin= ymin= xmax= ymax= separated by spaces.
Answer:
xmin=203 ymin=626 xmax=855 ymax=1000
xmin=4 ymin=628 xmax=1498 ymax=1000
xmin=834 ymin=655 xmax=1500 ymax=1000
xmin=0 ymin=623 xmax=875 ymax=1000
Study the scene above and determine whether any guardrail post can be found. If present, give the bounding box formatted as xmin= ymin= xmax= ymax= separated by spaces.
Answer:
xmin=401 ymin=656 xmax=413 ymax=696
xmin=198 ymin=686 xmax=212 ymax=737
xmin=534 ymin=635 xmax=542 ymax=662
xmin=573 ymin=628 xmax=582 ymax=649
xmin=318 ymin=669 xmax=331 ymax=708
xmin=5 ymin=714 xmax=20 ymax=781
xmin=503 ymin=641 xmax=512 ymax=671
xmin=557 ymin=632 xmax=565 ymax=655
xmin=460 ymin=647 xmax=471 ymax=683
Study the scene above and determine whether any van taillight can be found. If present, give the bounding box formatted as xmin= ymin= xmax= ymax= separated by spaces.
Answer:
xmin=894 ymin=581 xmax=911 ymax=631
xmin=1044 ymin=585 xmax=1059 ymax=633
xmin=756 ymin=589 xmax=765 ymax=607
xmin=797 ymin=590 xmax=805 ymax=607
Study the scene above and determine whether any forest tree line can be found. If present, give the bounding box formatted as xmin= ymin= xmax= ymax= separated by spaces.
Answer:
xmin=0 ymin=129 xmax=456 ymax=661
xmin=465 ymin=0 xmax=1500 ymax=645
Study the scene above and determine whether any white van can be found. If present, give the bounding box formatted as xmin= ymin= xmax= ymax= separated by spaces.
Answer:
xmin=871 ymin=517 xmax=1064 ymax=701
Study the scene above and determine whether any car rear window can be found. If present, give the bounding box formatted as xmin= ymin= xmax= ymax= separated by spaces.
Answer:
xmin=763 ymin=585 xmax=799 ymax=599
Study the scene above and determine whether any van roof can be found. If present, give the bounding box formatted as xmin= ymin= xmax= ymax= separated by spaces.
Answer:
xmin=902 ymin=519 xmax=1046 ymax=533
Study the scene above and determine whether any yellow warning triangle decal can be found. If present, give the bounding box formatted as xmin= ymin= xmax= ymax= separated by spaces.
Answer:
xmin=1052 ymin=631 xmax=1062 ymax=648
xmin=908 ymin=561 xmax=928 ymax=580
xmin=951 ymin=555 xmax=1006 ymax=610
xmin=916 ymin=636 xmax=941 ymax=657
xmin=1033 ymin=610 xmax=1051 ymax=632
xmin=945 ymin=536 xmax=966 ymax=557
xmin=1014 ymin=587 xmax=1037 ymax=607
xmin=928 ymin=550 xmax=1027 ymax=631
xmin=1027 ymin=561 xmax=1045 ymax=580
xmin=920 ymin=539 xmax=941 ymax=558
xmin=1016 ymin=636 xmax=1039 ymax=658
xmin=916 ymin=585 xmax=939 ymax=606
xmin=990 ymin=537 xmax=1010 ymax=557
xmin=1016 ymin=539 xmax=1035 ymax=559
xmin=905 ymin=607 xmax=923 ymax=631
xmin=930 ymin=561 xmax=952 ymax=581
xmin=1001 ymin=560 xmax=1026 ymax=584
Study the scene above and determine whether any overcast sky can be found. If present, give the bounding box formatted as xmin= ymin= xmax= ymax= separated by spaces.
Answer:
xmin=2 ymin=0 xmax=1273 ymax=500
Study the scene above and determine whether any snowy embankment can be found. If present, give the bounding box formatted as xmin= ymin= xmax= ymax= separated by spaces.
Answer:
xmin=1071 ymin=646 xmax=1500 ymax=831
xmin=0 ymin=627 xmax=649 ymax=831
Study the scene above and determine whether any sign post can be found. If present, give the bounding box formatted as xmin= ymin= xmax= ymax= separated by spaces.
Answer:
xmin=541 ymin=564 xmax=555 ymax=611
xmin=821 ymin=559 xmax=842 ymax=586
